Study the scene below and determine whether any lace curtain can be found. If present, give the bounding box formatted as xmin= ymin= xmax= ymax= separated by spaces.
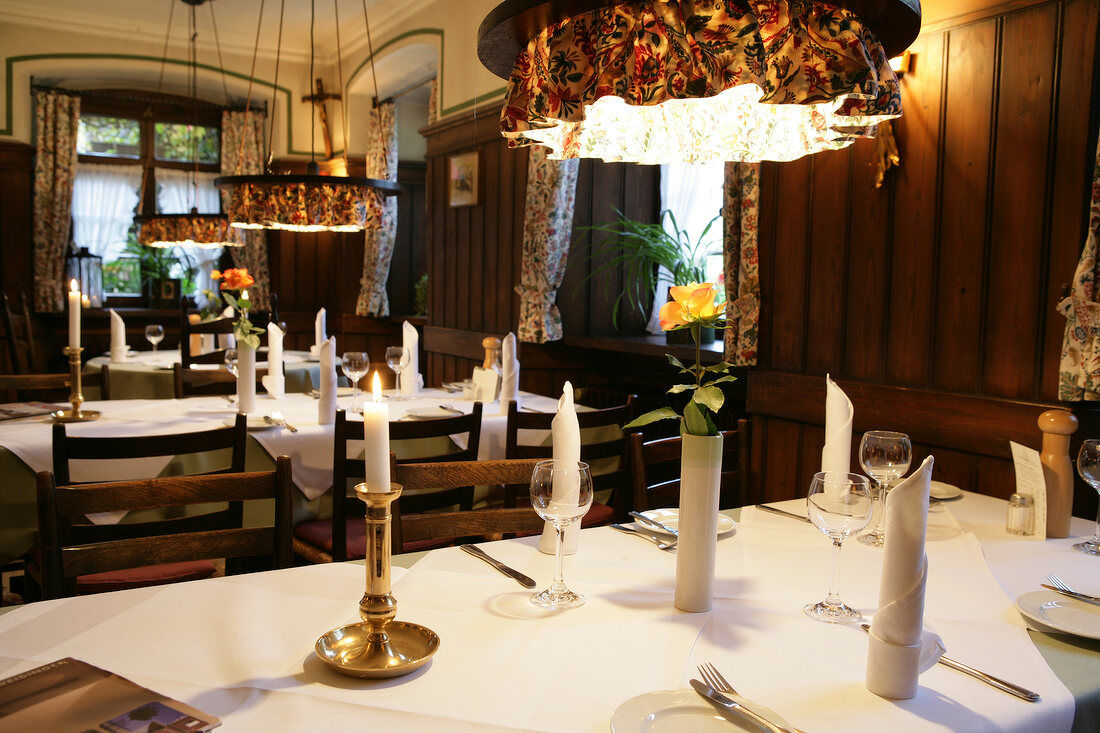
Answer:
xmin=722 ymin=162 xmax=760 ymax=366
xmin=220 ymin=110 xmax=270 ymax=309
xmin=32 ymin=90 xmax=80 ymax=312
xmin=71 ymin=162 xmax=141 ymax=263
xmin=157 ymin=168 xmax=223 ymax=301
xmin=356 ymin=102 xmax=398 ymax=317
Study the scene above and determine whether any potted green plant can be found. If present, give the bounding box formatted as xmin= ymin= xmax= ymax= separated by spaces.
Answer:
xmin=580 ymin=208 xmax=721 ymax=343
xmin=122 ymin=236 xmax=194 ymax=309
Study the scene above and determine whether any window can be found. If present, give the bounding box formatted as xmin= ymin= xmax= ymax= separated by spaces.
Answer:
xmin=72 ymin=90 xmax=224 ymax=303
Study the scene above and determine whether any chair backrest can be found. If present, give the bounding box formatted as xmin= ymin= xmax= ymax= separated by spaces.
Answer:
xmin=36 ymin=454 xmax=293 ymax=598
xmin=0 ymin=368 xmax=111 ymax=402
xmin=172 ymin=362 xmax=267 ymax=398
xmin=179 ymin=306 xmax=235 ymax=366
xmin=504 ymin=396 xmax=636 ymax=515
xmin=391 ymin=458 xmax=544 ymax=552
xmin=328 ymin=404 xmax=484 ymax=561
xmin=1 ymin=292 xmax=39 ymax=374
xmin=629 ymin=420 xmax=749 ymax=512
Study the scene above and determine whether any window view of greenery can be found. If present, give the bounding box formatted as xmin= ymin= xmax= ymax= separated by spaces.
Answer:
xmin=103 ymin=253 xmax=141 ymax=295
xmin=77 ymin=115 xmax=140 ymax=158
xmin=154 ymin=122 xmax=219 ymax=163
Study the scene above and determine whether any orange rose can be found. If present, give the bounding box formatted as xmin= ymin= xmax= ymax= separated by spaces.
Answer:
xmin=210 ymin=269 xmax=222 ymax=281
xmin=219 ymin=268 xmax=255 ymax=290
xmin=659 ymin=282 xmax=725 ymax=330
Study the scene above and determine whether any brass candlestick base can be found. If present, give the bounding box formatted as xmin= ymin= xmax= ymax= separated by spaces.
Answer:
xmin=314 ymin=482 xmax=440 ymax=678
xmin=51 ymin=346 xmax=99 ymax=423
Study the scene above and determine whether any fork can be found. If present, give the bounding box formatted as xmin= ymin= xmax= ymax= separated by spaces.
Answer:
xmin=697 ymin=663 xmax=799 ymax=733
xmin=271 ymin=411 xmax=298 ymax=432
xmin=1046 ymin=573 xmax=1100 ymax=603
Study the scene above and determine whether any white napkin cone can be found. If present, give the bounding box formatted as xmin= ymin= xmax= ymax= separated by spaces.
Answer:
xmin=317 ymin=337 xmax=338 ymax=425
xmin=822 ymin=374 xmax=853 ymax=474
xmin=108 ymin=309 xmax=127 ymax=362
xmin=261 ymin=321 xmax=284 ymax=399
xmin=866 ymin=455 xmax=945 ymax=699
xmin=539 ymin=381 xmax=582 ymax=555
xmin=498 ymin=332 xmax=520 ymax=414
xmin=309 ymin=308 xmax=327 ymax=358
xmin=400 ymin=321 xmax=423 ymax=394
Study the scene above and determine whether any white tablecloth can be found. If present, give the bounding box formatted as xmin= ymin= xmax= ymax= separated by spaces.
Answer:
xmin=0 ymin=496 xmax=1091 ymax=732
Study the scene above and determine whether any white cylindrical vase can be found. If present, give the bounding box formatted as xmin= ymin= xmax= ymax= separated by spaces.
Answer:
xmin=674 ymin=433 xmax=723 ymax=612
xmin=237 ymin=343 xmax=256 ymax=414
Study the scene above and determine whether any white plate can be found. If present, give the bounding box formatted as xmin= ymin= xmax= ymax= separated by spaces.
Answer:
xmin=930 ymin=480 xmax=963 ymax=501
xmin=611 ymin=689 xmax=788 ymax=732
xmin=223 ymin=416 xmax=278 ymax=431
xmin=403 ymin=406 xmax=463 ymax=420
xmin=1016 ymin=590 xmax=1100 ymax=640
xmin=640 ymin=509 xmax=736 ymax=536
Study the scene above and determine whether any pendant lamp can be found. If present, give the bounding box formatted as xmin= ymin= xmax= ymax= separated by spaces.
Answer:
xmin=136 ymin=0 xmax=236 ymax=248
xmin=215 ymin=0 xmax=401 ymax=232
xmin=478 ymin=0 xmax=921 ymax=164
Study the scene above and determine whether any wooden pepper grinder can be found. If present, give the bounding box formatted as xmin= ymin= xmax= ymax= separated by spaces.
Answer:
xmin=482 ymin=336 xmax=502 ymax=373
xmin=1039 ymin=409 xmax=1078 ymax=538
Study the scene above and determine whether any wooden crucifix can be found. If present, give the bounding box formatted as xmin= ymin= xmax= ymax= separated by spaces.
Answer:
xmin=301 ymin=78 xmax=341 ymax=160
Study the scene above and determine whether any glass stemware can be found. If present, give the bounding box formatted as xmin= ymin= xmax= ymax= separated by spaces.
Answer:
xmin=144 ymin=324 xmax=165 ymax=353
xmin=1074 ymin=440 xmax=1100 ymax=555
xmin=223 ymin=348 xmax=239 ymax=378
xmin=804 ymin=471 xmax=874 ymax=623
xmin=341 ymin=351 xmax=370 ymax=414
xmin=385 ymin=346 xmax=409 ymax=399
xmin=857 ymin=430 xmax=912 ymax=547
xmin=529 ymin=459 xmax=593 ymax=610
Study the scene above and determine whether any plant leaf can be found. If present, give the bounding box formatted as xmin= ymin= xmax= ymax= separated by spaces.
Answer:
xmin=667 ymin=384 xmax=696 ymax=394
xmin=710 ymin=374 xmax=739 ymax=385
xmin=682 ymin=399 xmax=713 ymax=436
xmin=694 ymin=384 xmax=725 ymax=413
xmin=666 ymin=354 xmax=686 ymax=370
xmin=703 ymin=361 xmax=735 ymax=373
xmin=623 ymin=407 xmax=681 ymax=431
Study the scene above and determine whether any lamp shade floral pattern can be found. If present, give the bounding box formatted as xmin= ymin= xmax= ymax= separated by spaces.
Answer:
xmin=221 ymin=110 xmax=271 ymax=310
xmin=137 ymin=213 xmax=235 ymax=249
xmin=500 ymin=0 xmax=900 ymax=163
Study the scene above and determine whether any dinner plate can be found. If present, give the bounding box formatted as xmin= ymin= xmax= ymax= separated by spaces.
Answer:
xmin=223 ymin=416 xmax=278 ymax=431
xmin=1016 ymin=590 xmax=1100 ymax=640
xmin=930 ymin=480 xmax=963 ymax=501
xmin=639 ymin=509 xmax=736 ymax=536
xmin=611 ymin=689 xmax=788 ymax=732
xmin=403 ymin=406 xmax=462 ymax=420
xmin=441 ymin=380 xmax=472 ymax=393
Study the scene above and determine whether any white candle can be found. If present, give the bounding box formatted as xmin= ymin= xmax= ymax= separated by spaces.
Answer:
xmin=361 ymin=372 xmax=391 ymax=492
xmin=67 ymin=279 xmax=80 ymax=350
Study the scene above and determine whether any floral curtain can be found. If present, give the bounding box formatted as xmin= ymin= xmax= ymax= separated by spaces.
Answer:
xmin=32 ymin=90 xmax=80 ymax=312
xmin=427 ymin=78 xmax=439 ymax=125
xmin=220 ymin=110 xmax=270 ymax=309
xmin=516 ymin=146 xmax=580 ymax=342
xmin=1057 ymin=133 xmax=1100 ymax=400
xmin=722 ymin=161 xmax=760 ymax=366
xmin=356 ymin=102 xmax=398 ymax=317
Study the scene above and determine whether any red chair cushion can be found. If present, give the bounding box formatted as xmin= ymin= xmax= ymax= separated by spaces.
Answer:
xmin=294 ymin=519 xmax=459 ymax=558
xmin=76 ymin=560 xmax=217 ymax=594
xmin=581 ymin=501 xmax=615 ymax=528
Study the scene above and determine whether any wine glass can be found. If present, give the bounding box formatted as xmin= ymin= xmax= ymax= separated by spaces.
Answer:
xmin=857 ymin=430 xmax=912 ymax=547
xmin=144 ymin=324 xmax=165 ymax=353
xmin=385 ymin=346 xmax=410 ymax=399
xmin=224 ymin=348 xmax=239 ymax=378
xmin=804 ymin=471 xmax=874 ymax=623
xmin=341 ymin=351 xmax=370 ymax=413
xmin=1074 ymin=440 xmax=1100 ymax=555
xmin=529 ymin=459 xmax=594 ymax=610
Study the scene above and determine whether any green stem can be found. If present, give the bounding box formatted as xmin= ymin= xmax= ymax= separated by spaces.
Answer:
xmin=692 ymin=322 xmax=701 ymax=386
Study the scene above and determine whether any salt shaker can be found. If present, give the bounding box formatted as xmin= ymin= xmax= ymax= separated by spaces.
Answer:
xmin=1006 ymin=493 xmax=1035 ymax=536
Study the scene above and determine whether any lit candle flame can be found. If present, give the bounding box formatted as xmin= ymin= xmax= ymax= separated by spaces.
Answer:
xmin=241 ymin=289 xmax=249 ymax=301
xmin=372 ymin=371 xmax=382 ymax=402
xmin=70 ymin=279 xmax=79 ymax=293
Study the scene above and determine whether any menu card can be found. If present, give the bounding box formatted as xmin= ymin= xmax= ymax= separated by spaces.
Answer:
xmin=0 ymin=402 xmax=63 ymax=421
xmin=1009 ymin=440 xmax=1047 ymax=541
xmin=0 ymin=657 xmax=220 ymax=731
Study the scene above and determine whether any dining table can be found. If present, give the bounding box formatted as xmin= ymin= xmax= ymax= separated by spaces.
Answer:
xmin=0 ymin=490 xmax=1095 ymax=732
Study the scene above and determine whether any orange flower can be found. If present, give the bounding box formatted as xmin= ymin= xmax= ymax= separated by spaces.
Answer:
xmin=218 ymin=268 xmax=255 ymax=290
xmin=210 ymin=269 xmax=222 ymax=281
xmin=659 ymin=282 xmax=725 ymax=330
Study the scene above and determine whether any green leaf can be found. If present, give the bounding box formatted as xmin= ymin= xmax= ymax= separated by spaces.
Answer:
xmin=710 ymin=374 xmax=739 ymax=385
xmin=703 ymin=361 xmax=735 ymax=373
xmin=623 ymin=407 xmax=681 ymax=432
xmin=667 ymin=384 xmax=697 ymax=394
xmin=682 ymin=400 xmax=713 ymax=436
xmin=666 ymin=354 xmax=686 ymax=370
xmin=694 ymin=384 xmax=725 ymax=413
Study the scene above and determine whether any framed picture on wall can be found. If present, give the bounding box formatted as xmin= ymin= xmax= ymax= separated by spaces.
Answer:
xmin=448 ymin=151 xmax=479 ymax=207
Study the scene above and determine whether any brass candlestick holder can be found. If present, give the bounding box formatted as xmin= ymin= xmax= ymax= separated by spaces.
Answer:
xmin=314 ymin=481 xmax=440 ymax=678
xmin=51 ymin=346 xmax=100 ymax=423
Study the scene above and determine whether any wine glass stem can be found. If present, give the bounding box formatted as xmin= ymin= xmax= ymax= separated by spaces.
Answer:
xmin=825 ymin=538 xmax=844 ymax=607
xmin=550 ymin=522 xmax=569 ymax=595
xmin=1091 ymin=502 xmax=1100 ymax=544
xmin=352 ymin=383 xmax=359 ymax=412
xmin=870 ymin=480 xmax=889 ymax=537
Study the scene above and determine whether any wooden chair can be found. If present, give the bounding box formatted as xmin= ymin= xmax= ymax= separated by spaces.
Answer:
xmin=504 ymin=396 xmax=636 ymax=523
xmin=172 ymin=362 xmax=267 ymax=398
xmin=35 ymin=455 xmax=293 ymax=599
xmin=392 ymin=458 xmax=545 ymax=553
xmin=179 ymin=306 xmax=235 ymax=366
xmin=0 ymin=368 xmax=111 ymax=402
xmin=1 ymin=292 xmax=39 ymax=374
xmin=293 ymin=404 xmax=484 ymax=563
xmin=629 ymin=420 xmax=749 ymax=512
xmin=31 ymin=414 xmax=250 ymax=597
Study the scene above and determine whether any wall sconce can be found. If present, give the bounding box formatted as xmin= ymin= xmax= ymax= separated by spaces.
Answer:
xmin=890 ymin=51 xmax=913 ymax=75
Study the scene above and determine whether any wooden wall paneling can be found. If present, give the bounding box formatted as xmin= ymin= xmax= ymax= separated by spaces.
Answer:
xmin=587 ymin=163 xmax=628 ymax=334
xmin=755 ymin=164 xmax=780 ymax=373
xmin=886 ymin=32 xmax=945 ymax=386
xmin=559 ymin=160 xmax=595 ymax=335
xmin=429 ymin=155 xmax=446 ymax=330
xmin=0 ymin=142 xmax=34 ymax=299
xmin=444 ymin=196 xmax=459 ymax=329
xmin=472 ymin=146 xmax=497 ymax=332
xmin=1041 ymin=0 xmax=1099 ymax=401
xmin=802 ymin=150 xmax=851 ymax=374
xmin=390 ymin=162 xmax=427 ymax=316
xmin=757 ymin=417 xmax=803 ymax=502
xmin=983 ymin=5 xmax=1057 ymax=399
xmin=454 ymin=193 xmax=472 ymax=331
xmin=620 ymin=162 xmax=660 ymax=335
xmin=765 ymin=158 xmax=814 ymax=370
xmin=508 ymin=147 xmax=528 ymax=332
xmin=973 ymin=454 xmax=1017 ymax=500
xmin=933 ymin=20 xmax=998 ymax=393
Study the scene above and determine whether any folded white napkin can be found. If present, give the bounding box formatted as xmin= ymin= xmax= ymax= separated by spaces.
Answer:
xmin=400 ymin=321 xmax=423 ymax=394
xmin=539 ymin=381 xmax=582 ymax=555
xmin=866 ymin=455 xmax=945 ymax=699
xmin=317 ymin=337 xmax=338 ymax=425
xmin=109 ymin=309 xmax=127 ymax=362
xmin=236 ymin=344 xmax=256 ymax=415
xmin=309 ymin=307 xmax=327 ymax=358
xmin=498 ymin=332 xmax=520 ymax=414
xmin=261 ymin=321 xmax=285 ymax=399
xmin=822 ymin=374 xmax=853 ymax=474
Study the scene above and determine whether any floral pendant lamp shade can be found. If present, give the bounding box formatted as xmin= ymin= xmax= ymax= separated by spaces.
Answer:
xmin=478 ymin=0 xmax=921 ymax=163
xmin=137 ymin=209 xmax=235 ymax=248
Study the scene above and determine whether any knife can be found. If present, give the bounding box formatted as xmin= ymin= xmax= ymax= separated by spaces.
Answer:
xmin=689 ymin=679 xmax=791 ymax=733
xmin=459 ymin=544 xmax=536 ymax=588
xmin=610 ymin=523 xmax=677 ymax=549
xmin=628 ymin=511 xmax=678 ymax=535
xmin=755 ymin=504 xmax=812 ymax=524
xmin=1041 ymin=584 xmax=1100 ymax=608
xmin=859 ymin=624 xmax=1040 ymax=702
